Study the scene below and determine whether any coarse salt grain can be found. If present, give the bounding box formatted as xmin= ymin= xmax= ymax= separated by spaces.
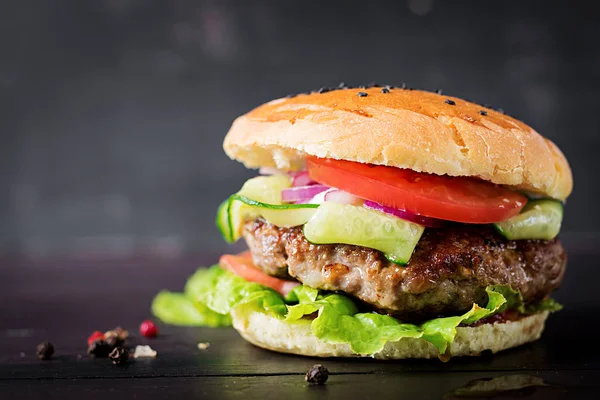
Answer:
xmin=133 ymin=345 xmax=157 ymax=358
xmin=197 ymin=342 xmax=210 ymax=350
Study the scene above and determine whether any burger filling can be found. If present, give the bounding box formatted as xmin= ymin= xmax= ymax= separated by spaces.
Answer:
xmin=152 ymin=157 xmax=566 ymax=356
xmin=242 ymin=219 xmax=566 ymax=323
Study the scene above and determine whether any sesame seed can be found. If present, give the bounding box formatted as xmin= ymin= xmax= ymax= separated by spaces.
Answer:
xmin=381 ymin=88 xmax=390 ymax=93
xmin=479 ymin=110 xmax=487 ymax=116
xmin=445 ymin=99 xmax=456 ymax=105
xmin=401 ymin=83 xmax=407 ymax=89
xmin=497 ymin=108 xmax=505 ymax=114
xmin=317 ymin=87 xmax=331 ymax=94
xmin=357 ymin=92 xmax=368 ymax=97
xmin=337 ymin=82 xmax=346 ymax=88
xmin=435 ymin=89 xmax=443 ymax=95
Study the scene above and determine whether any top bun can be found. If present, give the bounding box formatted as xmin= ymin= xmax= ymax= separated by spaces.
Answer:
xmin=223 ymin=86 xmax=572 ymax=200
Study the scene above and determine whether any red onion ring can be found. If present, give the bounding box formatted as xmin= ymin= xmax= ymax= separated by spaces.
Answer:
xmin=282 ymin=185 xmax=329 ymax=203
xmin=324 ymin=189 xmax=364 ymax=205
xmin=363 ymin=200 xmax=443 ymax=227
xmin=291 ymin=171 xmax=317 ymax=187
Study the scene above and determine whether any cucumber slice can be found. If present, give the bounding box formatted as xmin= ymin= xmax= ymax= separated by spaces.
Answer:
xmin=218 ymin=175 xmax=320 ymax=243
xmin=228 ymin=175 xmax=291 ymax=242
xmin=237 ymin=174 xmax=291 ymax=204
xmin=494 ymin=199 xmax=563 ymax=240
xmin=216 ymin=199 xmax=234 ymax=243
xmin=303 ymin=202 xmax=425 ymax=265
xmin=232 ymin=195 xmax=318 ymax=229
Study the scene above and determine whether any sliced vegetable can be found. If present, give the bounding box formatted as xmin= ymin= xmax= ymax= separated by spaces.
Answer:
xmin=281 ymin=185 xmax=329 ymax=203
xmin=303 ymin=202 xmax=425 ymax=265
xmin=233 ymin=195 xmax=319 ymax=228
xmin=494 ymin=199 xmax=563 ymax=240
xmin=306 ymin=157 xmax=528 ymax=223
xmin=216 ymin=199 xmax=234 ymax=243
xmin=152 ymin=291 xmax=231 ymax=327
xmin=291 ymin=171 xmax=317 ymax=187
xmin=323 ymin=189 xmax=364 ymax=205
xmin=175 ymin=266 xmax=561 ymax=357
xmin=364 ymin=200 xmax=443 ymax=227
xmin=219 ymin=252 xmax=300 ymax=297
xmin=216 ymin=175 xmax=319 ymax=243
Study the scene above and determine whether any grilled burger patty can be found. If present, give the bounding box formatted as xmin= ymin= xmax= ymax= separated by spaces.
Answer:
xmin=242 ymin=219 xmax=567 ymax=322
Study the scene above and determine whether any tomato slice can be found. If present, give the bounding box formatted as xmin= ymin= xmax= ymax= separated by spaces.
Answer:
xmin=306 ymin=157 xmax=527 ymax=223
xmin=219 ymin=251 xmax=299 ymax=296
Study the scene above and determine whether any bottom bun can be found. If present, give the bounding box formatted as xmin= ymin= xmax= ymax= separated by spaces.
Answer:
xmin=231 ymin=310 xmax=549 ymax=359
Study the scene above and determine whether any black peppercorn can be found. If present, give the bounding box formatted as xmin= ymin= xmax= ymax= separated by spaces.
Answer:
xmin=105 ymin=334 xmax=124 ymax=350
xmin=36 ymin=342 xmax=54 ymax=360
xmin=479 ymin=110 xmax=487 ymax=116
xmin=357 ymin=92 xmax=368 ymax=97
xmin=305 ymin=364 xmax=329 ymax=384
xmin=88 ymin=339 xmax=110 ymax=358
xmin=445 ymin=99 xmax=456 ymax=105
xmin=381 ymin=88 xmax=390 ymax=94
xmin=109 ymin=346 xmax=129 ymax=365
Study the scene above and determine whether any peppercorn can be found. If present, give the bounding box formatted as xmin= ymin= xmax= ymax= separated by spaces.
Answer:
xmin=112 ymin=327 xmax=129 ymax=341
xmin=445 ymin=99 xmax=456 ymax=105
xmin=479 ymin=110 xmax=488 ymax=116
xmin=357 ymin=92 xmax=368 ymax=97
xmin=87 ymin=331 xmax=105 ymax=347
xmin=109 ymin=346 xmax=129 ymax=365
xmin=139 ymin=319 xmax=159 ymax=338
xmin=36 ymin=342 xmax=54 ymax=360
xmin=105 ymin=333 xmax=124 ymax=350
xmin=305 ymin=364 xmax=329 ymax=385
xmin=88 ymin=339 xmax=110 ymax=358
xmin=381 ymin=88 xmax=390 ymax=94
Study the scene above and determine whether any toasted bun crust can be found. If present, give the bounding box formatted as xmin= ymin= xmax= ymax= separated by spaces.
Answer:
xmin=231 ymin=310 xmax=549 ymax=359
xmin=224 ymin=88 xmax=572 ymax=200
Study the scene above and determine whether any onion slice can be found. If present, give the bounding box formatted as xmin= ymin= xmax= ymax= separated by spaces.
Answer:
xmin=363 ymin=200 xmax=443 ymax=227
xmin=324 ymin=189 xmax=364 ymax=205
xmin=281 ymin=185 xmax=329 ymax=203
xmin=291 ymin=171 xmax=317 ymax=187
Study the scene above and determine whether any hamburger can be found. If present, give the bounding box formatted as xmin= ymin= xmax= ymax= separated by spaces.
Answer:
xmin=152 ymin=84 xmax=572 ymax=360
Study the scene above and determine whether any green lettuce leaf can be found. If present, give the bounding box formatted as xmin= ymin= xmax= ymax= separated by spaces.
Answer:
xmin=155 ymin=266 xmax=562 ymax=356
xmin=151 ymin=290 xmax=231 ymax=327
xmin=187 ymin=265 xmax=287 ymax=317
xmin=525 ymin=297 xmax=563 ymax=313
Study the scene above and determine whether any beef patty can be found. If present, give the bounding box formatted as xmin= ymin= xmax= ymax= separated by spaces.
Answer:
xmin=242 ymin=219 xmax=566 ymax=322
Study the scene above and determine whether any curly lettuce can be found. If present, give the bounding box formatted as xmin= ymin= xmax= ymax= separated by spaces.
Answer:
xmin=152 ymin=265 xmax=561 ymax=355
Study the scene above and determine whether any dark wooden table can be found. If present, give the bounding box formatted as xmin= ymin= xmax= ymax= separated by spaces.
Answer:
xmin=1 ymin=250 xmax=599 ymax=399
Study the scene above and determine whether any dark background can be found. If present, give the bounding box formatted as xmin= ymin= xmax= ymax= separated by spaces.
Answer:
xmin=1 ymin=1 xmax=599 ymax=301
